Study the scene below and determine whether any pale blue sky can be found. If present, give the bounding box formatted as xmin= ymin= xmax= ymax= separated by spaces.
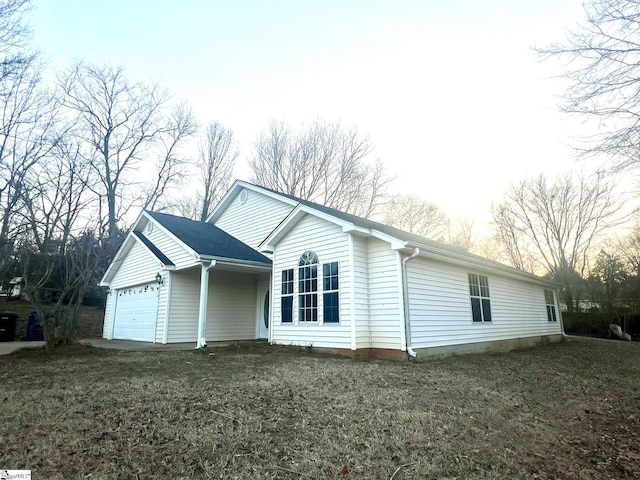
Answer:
xmin=30 ymin=0 xmax=585 ymax=222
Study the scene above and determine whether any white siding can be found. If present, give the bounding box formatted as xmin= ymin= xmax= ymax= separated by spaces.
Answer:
xmin=205 ymin=270 xmax=258 ymax=341
xmin=110 ymin=241 xmax=161 ymax=289
xmin=214 ymin=189 xmax=294 ymax=249
xmin=166 ymin=267 xmax=260 ymax=343
xmin=155 ymin=273 xmax=169 ymax=343
xmin=353 ymin=235 xmax=371 ymax=349
xmin=145 ymin=224 xmax=196 ymax=269
xmin=102 ymin=291 xmax=114 ymax=339
xmin=166 ymin=269 xmax=200 ymax=343
xmin=367 ymin=239 xmax=403 ymax=349
xmin=406 ymin=257 xmax=563 ymax=348
xmin=271 ymin=214 xmax=352 ymax=349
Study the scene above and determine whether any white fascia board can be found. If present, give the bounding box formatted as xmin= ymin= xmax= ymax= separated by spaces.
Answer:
xmin=205 ymin=179 xmax=243 ymax=224
xmin=259 ymin=206 xmax=307 ymax=252
xmin=130 ymin=211 xmax=149 ymax=232
xmin=131 ymin=233 xmax=174 ymax=270
xmin=206 ymin=180 xmax=299 ymax=224
xmin=240 ymin=181 xmax=299 ymax=207
xmin=341 ymin=224 xmax=369 ymax=235
xmin=260 ymin=204 xmax=359 ymax=251
xmin=406 ymin=241 xmax=560 ymax=288
xmin=100 ymin=210 xmax=186 ymax=286
xmin=299 ymin=204 xmax=354 ymax=231
xmin=200 ymin=257 xmax=273 ymax=271
xmin=141 ymin=211 xmax=199 ymax=261
xmin=370 ymin=230 xmax=407 ymax=250
xmin=100 ymin=209 xmax=154 ymax=285
xmin=99 ymin=234 xmax=136 ymax=286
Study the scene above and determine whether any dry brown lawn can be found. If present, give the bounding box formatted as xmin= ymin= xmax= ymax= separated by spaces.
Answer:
xmin=0 ymin=337 xmax=639 ymax=479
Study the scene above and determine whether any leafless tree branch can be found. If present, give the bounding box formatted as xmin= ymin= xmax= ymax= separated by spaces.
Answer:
xmin=249 ymin=119 xmax=394 ymax=217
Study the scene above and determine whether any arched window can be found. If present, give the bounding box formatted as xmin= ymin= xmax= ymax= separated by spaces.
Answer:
xmin=298 ymin=251 xmax=318 ymax=322
xmin=299 ymin=251 xmax=318 ymax=266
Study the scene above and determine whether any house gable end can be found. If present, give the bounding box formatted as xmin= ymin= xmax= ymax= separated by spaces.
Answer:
xmin=132 ymin=231 xmax=175 ymax=267
xmin=211 ymin=181 xmax=296 ymax=250
xmin=109 ymin=239 xmax=165 ymax=289
xmin=101 ymin=211 xmax=198 ymax=286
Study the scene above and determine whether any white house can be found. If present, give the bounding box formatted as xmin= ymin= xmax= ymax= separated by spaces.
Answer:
xmin=100 ymin=180 xmax=564 ymax=358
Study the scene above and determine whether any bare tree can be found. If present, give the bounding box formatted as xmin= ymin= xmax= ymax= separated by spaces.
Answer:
xmin=0 ymin=60 xmax=59 ymax=282
xmin=196 ymin=121 xmax=237 ymax=221
xmin=20 ymin=230 xmax=101 ymax=350
xmin=59 ymin=62 xmax=193 ymax=238
xmin=538 ymin=0 xmax=640 ymax=169
xmin=0 ymin=0 xmax=33 ymax=91
xmin=492 ymin=203 xmax=537 ymax=273
xmin=591 ymin=249 xmax=627 ymax=314
xmin=619 ymin=231 xmax=640 ymax=278
xmin=250 ymin=119 xmax=394 ymax=218
xmin=381 ymin=193 xmax=448 ymax=239
xmin=612 ymin=231 xmax=640 ymax=312
xmin=493 ymin=172 xmax=622 ymax=311
xmin=164 ymin=121 xmax=238 ymax=221
xmin=445 ymin=217 xmax=475 ymax=252
xmin=20 ymin=140 xmax=94 ymax=255
xmin=140 ymin=102 xmax=197 ymax=212
xmin=169 ymin=195 xmax=200 ymax=220
xmin=0 ymin=0 xmax=51 ymax=285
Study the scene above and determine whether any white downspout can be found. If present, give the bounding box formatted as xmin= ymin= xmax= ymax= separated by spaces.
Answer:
xmin=196 ymin=260 xmax=216 ymax=349
xmin=401 ymin=248 xmax=420 ymax=358
xmin=269 ymin=271 xmax=274 ymax=345
xmin=348 ymin=233 xmax=357 ymax=351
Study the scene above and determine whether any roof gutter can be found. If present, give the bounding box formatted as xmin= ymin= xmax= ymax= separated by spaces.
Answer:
xmin=401 ymin=247 xmax=420 ymax=358
xmin=195 ymin=254 xmax=271 ymax=268
xmin=405 ymin=241 xmax=562 ymax=289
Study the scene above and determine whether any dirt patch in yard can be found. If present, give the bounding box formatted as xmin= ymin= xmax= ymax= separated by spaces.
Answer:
xmin=0 ymin=338 xmax=639 ymax=479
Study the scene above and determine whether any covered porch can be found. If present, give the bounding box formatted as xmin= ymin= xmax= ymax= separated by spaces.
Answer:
xmin=162 ymin=261 xmax=272 ymax=348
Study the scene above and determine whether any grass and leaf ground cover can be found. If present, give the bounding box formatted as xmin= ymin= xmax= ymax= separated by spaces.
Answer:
xmin=0 ymin=338 xmax=639 ymax=479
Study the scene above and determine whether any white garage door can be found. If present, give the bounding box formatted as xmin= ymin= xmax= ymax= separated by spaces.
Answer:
xmin=113 ymin=283 xmax=159 ymax=342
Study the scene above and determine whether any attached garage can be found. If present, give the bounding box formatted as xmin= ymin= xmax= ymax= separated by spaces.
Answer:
xmin=112 ymin=283 xmax=159 ymax=341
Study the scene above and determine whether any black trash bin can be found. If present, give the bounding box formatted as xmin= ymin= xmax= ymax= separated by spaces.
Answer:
xmin=27 ymin=312 xmax=44 ymax=341
xmin=0 ymin=311 xmax=18 ymax=342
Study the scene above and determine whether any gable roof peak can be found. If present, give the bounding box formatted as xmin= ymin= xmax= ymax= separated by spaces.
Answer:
xmin=146 ymin=210 xmax=271 ymax=265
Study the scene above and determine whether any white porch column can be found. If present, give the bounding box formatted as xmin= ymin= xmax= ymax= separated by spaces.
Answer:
xmin=197 ymin=261 xmax=216 ymax=348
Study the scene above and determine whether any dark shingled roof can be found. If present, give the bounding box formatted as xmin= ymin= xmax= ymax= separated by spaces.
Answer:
xmin=249 ymin=182 xmax=481 ymax=258
xmin=146 ymin=211 xmax=271 ymax=265
xmin=245 ymin=182 xmax=563 ymax=286
xmin=133 ymin=231 xmax=174 ymax=266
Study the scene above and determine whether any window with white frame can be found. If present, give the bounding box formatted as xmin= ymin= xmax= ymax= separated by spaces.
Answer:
xmin=281 ymin=269 xmax=294 ymax=323
xmin=298 ymin=251 xmax=318 ymax=322
xmin=469 ymin=273 xmax=492 ymax=322
xmin=545 ymin=289 xmax=557 ymax=322
xmin=323 ymin=262 xmax=339 ymax=323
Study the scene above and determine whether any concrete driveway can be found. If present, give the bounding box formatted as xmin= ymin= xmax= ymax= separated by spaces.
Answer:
xmin=0 ymin=338 xmax=232 ymax=355
xmin=0 ymin=339 xmax=197 ymax=355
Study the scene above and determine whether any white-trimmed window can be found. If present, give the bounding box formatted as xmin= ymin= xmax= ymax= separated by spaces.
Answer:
xmin=281 ymin=269 xmax=294 ymax=323
xmin=469 ymin=273 xmax=492 ymax=322
xmin=298 ymin=251 xmax=318 ymax=322
xmin=323 ymin=262 xmax=339 ymax=323
xmin=545 ymin=289 xmax=557 ymax=322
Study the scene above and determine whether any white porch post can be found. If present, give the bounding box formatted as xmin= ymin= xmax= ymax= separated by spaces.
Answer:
xmin=197 ymin=261 xmax=216 ymax=348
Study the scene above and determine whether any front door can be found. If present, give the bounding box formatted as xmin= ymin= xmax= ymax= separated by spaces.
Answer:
xmin=257 ymin=281 xmax=270 ymax=339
